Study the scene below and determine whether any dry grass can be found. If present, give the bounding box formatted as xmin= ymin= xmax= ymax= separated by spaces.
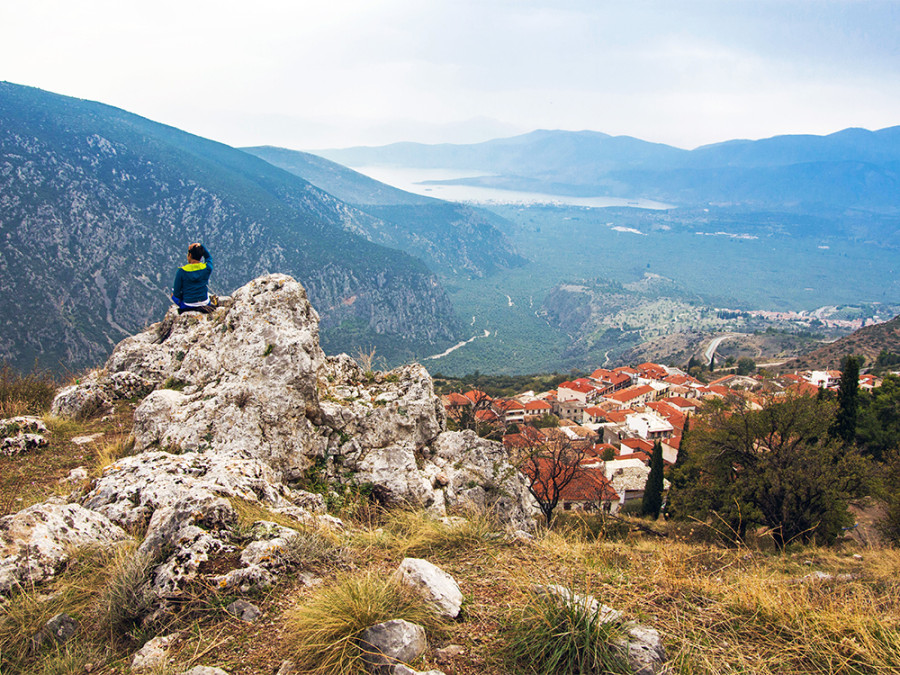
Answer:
xmin=0 ymin=542 xmax=138 ymax=674
xmin=94 ymin=434 xmax=137 ymax=476
xmin=0 ymin=363 xmax=56 ymax=418
xmin=284 ymin=571 xmax=445 ymax=675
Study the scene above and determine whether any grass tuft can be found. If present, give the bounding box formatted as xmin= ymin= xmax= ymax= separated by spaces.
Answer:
xmin=95 ymin=435 xmax=137 ymax=475
xmin=285 ymin=572 xmax=444 ymax=675
xmin=375 ymin=507 xmax=502 ymax=559
xmin=98 ymin=548 xmax=157 ymax=641
xmin=278 ymin=529 xmax=349 ymax=572
xmin=500 ymin=582 xmax=631 ymax=675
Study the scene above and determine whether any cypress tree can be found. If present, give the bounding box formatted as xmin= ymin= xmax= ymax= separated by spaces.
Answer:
xmin=832 ymin=355 xmax=860 ymax=445
xmin=641 ymin=441 xmax=665 ymax=519
xmin=674 ymin=415 xmax=690 ymax=469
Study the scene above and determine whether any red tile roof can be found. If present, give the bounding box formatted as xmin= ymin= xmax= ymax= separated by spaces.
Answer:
xmin=613 ymin=451 xmax=650 ymax=463
xmin=442 ymin=393 xmax=471 ymax=406
xmin=525 ymin=400 xmax=553 ymax=411
xmin=463 ymin=389 xmax=492 ymax=403
xmin=605 ymin=384 xmax=654 ymax=403
xmin=522 ymin=459 xmax=618 ymax=502
xmin=604 ymin=409 xmax=633 ymax=424
xmin=493 ymin=399 xmax=525 ymax=412
xmin=559 ymin=381 xmax=597 ymax=395
xmin=661 ymin=396 xmax=699 ymax=410
xmin=621 ymin=437 xmax=654 ymax=454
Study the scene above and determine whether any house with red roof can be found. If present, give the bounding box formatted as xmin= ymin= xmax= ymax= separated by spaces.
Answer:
xmin=491 ymin=398 xmax=526 ymax=424
xmin=590 ymin=368 xmax=633 ymax=394
xmin=463 ymin=389 xmax=492 ymax=405
xmin=859 ymin=374 xmax=881 ymax=391
xmin=523 ymin=399 xmax=554 ymax=420
xmin=603 ymin=384 xmax=656 ymax=409
xmin=621 ymin=437 xmax=654 ymax=456
xmin=558 ymin=380 xmax=601 ymax=403
xmin=637 ymin=362 xmax=669 ymax=381
xmin=521 ymin=458 xmax=618 ymax=514
xmin=625 ymin=411 xmax=674 ymax=442
xmin=661 ymin=396 xmax=700 ymax=414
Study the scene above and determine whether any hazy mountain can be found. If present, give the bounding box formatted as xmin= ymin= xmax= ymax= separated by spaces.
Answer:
xmin=0 ymin=82 xmax=461 ymax=372
xmin=316 ymin=129 xmax=688 ymax=175
xmin=317 ymin=127 xmax=900 ymax=212
xmin=243 ymin=145 xmax=526 ymax=277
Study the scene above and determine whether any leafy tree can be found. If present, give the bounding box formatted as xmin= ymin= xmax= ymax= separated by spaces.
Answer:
xmin=856 ymin=374 xmax=900 ymax=461
xmin=600 ymin=445 xmax=616 ymax=462
xmin=831 ymin=355 xmax=861 ymax=445
xmin=532 ymin=414 xmax=560 ymax=429
xmin=873 ymin=350 xmax=900 ymax=376
xmin=667 ymin=396 xmax=870 ymax=548
xmin=736 ymin=357 xmax=756 ymax=376
xmin=641 ymin=442 xmax=664 ymax=519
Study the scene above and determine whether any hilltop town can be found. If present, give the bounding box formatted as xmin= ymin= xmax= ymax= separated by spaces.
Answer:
xmin=442 ymin=361 xmax=888 ymax=517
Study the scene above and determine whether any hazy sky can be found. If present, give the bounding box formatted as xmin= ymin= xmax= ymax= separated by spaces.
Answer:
xmin=2 ymin=0 xmax=898 ymax=150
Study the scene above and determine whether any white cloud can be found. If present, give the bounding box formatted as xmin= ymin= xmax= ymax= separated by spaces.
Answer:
xmin=1 ymin=0 xmax=897 ymax=149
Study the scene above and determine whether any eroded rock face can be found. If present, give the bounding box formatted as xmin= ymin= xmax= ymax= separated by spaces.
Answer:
xmin=0 ymin=502 xmax=130 ymax=593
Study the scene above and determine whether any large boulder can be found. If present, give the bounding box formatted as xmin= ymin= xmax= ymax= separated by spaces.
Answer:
xmin=0 ymin=502 xmax=130 ymax=592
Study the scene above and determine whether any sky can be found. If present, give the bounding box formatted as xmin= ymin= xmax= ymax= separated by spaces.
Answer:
xmin=2 ymin=0 xmax=898 ymax=151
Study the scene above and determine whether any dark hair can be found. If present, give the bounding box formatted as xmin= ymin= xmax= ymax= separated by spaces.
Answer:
xmin=188 ymin=244 xmax=203 ymax=260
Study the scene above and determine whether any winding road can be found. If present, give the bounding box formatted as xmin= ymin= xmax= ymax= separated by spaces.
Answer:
xmin=703 ymin=333 xmax=742 ymax=366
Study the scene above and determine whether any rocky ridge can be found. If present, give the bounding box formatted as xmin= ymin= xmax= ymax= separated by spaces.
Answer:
xmin=2 ymin=273 xmax=538 ymax=608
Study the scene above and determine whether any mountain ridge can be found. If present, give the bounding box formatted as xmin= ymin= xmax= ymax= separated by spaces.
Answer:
xmin=314 ymin=126 xmax=900 ymax=212
xmin=0 ymin=81 xmax=462 ymax=372
xmin=242 ymin=145 xmax=526 ymax=277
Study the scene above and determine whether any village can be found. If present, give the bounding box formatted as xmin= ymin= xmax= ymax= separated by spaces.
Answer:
xmin=441 ymin=362 xmax=885 ymax=518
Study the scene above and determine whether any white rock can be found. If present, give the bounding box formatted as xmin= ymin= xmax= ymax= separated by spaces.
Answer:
xmin=533 ymin=584 xmax=623 ymax=624
xmin=71 ymin=433 xmax=104 ymax=445
xmin=358 ymin=619 xmax=427 ymax=669
xmin=131 ymin=633 xmax=178 ymax=672
xmin=394 ymin=558 xmax=463 ymax=619
xmin=0 ymin=502 xmax=129 ymax=592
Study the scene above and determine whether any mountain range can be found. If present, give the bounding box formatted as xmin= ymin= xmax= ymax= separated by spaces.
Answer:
xmin=316 ymin=127 xmax=900 ymax=212
xmin=242 ymin=145 xmax=525 ymax=277
xmin=1 ymin=82 xmax=515 ymax=371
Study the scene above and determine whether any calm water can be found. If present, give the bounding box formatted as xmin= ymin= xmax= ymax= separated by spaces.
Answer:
xmin=352 ymin=166 xmax=673 ymax=210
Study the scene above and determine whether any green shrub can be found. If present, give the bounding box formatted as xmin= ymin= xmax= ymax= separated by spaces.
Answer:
xmin=500 ymin=584 xmax=631 ymax=675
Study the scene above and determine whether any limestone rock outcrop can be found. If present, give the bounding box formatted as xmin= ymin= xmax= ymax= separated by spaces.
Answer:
xmin=1 ymin=273 xmax=537 ymax=614
xmin=0 ymin=502 xmax=130 ymax=593
xmin=0 ymin=416 xmax=49 ymax=456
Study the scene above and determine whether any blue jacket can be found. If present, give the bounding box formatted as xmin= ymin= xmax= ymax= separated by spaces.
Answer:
xmin=172 ymin=250 xmax=213 ymax=305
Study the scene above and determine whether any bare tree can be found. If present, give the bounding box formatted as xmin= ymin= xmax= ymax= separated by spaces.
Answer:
xmin=515 ymin=432 xmax=588 ymax=525
xmin=450 ymin=390 xmax=503 ymax=439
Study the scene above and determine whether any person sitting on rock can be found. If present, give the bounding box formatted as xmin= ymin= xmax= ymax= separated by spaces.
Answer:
xmin=171 ymin=242 xmax=215 ymax=314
